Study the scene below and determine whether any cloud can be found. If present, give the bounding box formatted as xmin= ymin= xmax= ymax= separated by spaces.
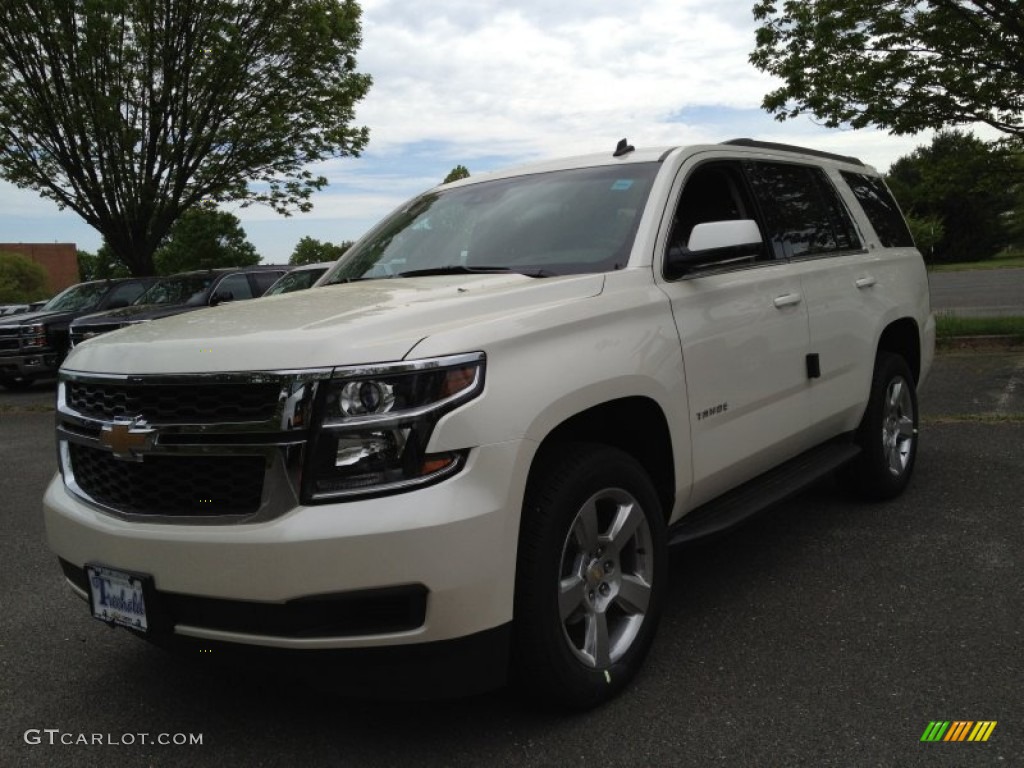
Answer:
xmin=0 ymin=0 xmax=996 ymax=262
xmin=356 ymin=0 xmax=777 ymax=160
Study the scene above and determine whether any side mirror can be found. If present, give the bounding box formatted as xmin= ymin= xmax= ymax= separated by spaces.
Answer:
xmin=666 ymin=219 xmax=763 ymax=277
xmin=210 ymin=291 xmax=234 ymax=306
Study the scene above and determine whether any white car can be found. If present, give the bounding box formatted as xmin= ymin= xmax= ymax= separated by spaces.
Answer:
xmin=45 ymin=138 xmax=934 ymax=708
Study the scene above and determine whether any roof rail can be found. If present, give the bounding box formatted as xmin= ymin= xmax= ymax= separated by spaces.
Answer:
xmin=722 ymin=138 xmax=866 ymax=167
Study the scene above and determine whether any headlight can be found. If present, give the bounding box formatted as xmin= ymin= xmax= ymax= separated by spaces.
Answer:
xmin=20 ymin=323 xmax=47 ymax=349
xmin=303 ymin=352 xmax=485 ymax=501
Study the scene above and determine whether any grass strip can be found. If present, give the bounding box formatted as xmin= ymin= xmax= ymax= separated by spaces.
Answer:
xmin=929 ymin=254 xmax=1024 ymax=272
xmin=935 ymin=313 xmax=1024 ymax=340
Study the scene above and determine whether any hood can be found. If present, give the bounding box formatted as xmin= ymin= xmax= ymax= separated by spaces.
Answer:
xmin=73 ymin=303 xmax=203 ymax=327
xmin=63 ymin=273 xmax=605 ymax=375
xmin=0 ymin=308 xmax=75 ymax=327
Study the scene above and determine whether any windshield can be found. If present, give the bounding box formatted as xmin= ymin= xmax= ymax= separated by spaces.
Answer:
xmin=324 ymin=163 xmax=660 ymax=283
xmin=134 ymin=274 xmax=217 ymax=306
xmin=42 ymin=282 xmax=110 ymax=312
xmin=264 ymin=267 xmax=329 ymax=295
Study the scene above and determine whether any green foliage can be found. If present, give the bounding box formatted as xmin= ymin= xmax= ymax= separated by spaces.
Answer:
xmin=935 ymin=311 xmax=1024 ymax=341
xmin=154 ymin=208 xmax=260 ymax=274
xmin=289 ymin=237 xmax=352 ymax=265
xmin=0 ymin=251 xmax=50 ymax=303
xmin=903 ymin=214 xmax=945 ymax=260
xmin=0 ymin=1 xmax=371 ymax=276
xmin=443 ymin=165 xmax=471 ymax=184
xmin=885 ymin=131 xmax=1019 ymax=262
xmin=77 ymin=245 xmax=130 ymax=282
xmin=751 ymin=1 xmax=1024 ymax=138
xmin=930 ymin=252 xmax=1024 ymax=272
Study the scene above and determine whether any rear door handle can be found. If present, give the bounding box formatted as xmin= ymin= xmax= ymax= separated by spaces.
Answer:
xmin=855 ymin=276 xmax=876 ymax=289
xmin=773 ymin=293 xmax=802 ymax=308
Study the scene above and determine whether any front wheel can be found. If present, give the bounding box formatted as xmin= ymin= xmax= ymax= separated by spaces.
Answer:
xmin=512 ymin=443 xmax=667 ymax=709
xmin=844 ymin=352 xmax=919 ymax=500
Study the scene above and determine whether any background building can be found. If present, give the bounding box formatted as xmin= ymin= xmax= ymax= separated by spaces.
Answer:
xmin=0 ymin=243 xmax=78 ymax=293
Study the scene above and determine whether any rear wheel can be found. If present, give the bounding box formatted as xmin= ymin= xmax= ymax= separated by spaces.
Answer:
xmin=513 ymin=443 xmax=667 ymax=709
xmin=844 ymin=352 xmax=918 ymax=500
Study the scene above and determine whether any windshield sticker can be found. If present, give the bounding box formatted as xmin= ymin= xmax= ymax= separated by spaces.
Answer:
xmin=611 ymin=180 xmax=634 ymax=191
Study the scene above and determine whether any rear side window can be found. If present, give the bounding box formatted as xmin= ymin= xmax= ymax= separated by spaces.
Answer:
xmin=744 ymin=161 xmax=861 ymax=259
xmin=105 ymin=281 xmax=149 ymax=306
xmin=214 ymin=273 xmax=254 ymax=301
xmin=840 ymin=171 xmax=914 ymax=248
xmin=249 ymin=270 xmax=287 ymax=296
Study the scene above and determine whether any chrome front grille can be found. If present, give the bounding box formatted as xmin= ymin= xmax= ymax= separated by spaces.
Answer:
xmin=0 ymin=327 xmax=20 ymax=353
xmin=66 ymin=380 xmax=281 ymax=423
xmin=57 ymin=370 xmax=330 ymax=523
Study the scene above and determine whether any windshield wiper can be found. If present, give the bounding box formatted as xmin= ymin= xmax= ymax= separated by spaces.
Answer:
xmin=397 ymin=265 xmax=555 ymax=278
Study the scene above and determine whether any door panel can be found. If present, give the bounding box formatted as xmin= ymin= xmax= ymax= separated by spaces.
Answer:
xmin=790 ymin=254 xmax=878 ymax=440
xmin=663 ymin=265 xmax=812 ymax=507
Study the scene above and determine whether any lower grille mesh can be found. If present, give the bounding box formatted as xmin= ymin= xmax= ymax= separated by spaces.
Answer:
xmin=69 ymin=444 xmax=265 ymax=517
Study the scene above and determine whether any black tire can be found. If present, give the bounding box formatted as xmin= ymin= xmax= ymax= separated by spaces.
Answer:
xmin=843 ymin=352 xmax=919 ymax=500
xmin=0 ymin=377 xmax=33 ymax=391
xmin=512 ymin=442 xmax=667 ymax=709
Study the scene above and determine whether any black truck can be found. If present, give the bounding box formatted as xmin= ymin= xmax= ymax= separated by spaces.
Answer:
xmin=68 ymin=266 xmax=288 ymax=347
xmin=0 ymin=277 xmax=155 ymax=390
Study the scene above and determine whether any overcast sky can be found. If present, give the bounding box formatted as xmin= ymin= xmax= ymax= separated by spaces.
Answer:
xmin=0 ymin=0 xmax=946 ymax=265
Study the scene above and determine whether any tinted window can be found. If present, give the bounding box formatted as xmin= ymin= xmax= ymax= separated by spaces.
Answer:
xmin=840 ymin=171 xmax=915 ymax=247
xmin=214 ymin=273 xmax=254 ymax=301
xmin=264 ymin=268 xmax=329 ymax=295
xmin=745 ymin=162 xmax=861 ymax=259
xmin=249 ymin=270 xmax=287 ymax=296
xmin=105 ymin=281 xmax=148 ymax=306
xmin=664 ymin=162 xmax=765 ymax=276
xmin=137 ymin=274 xmax=217 ymax=306
xmin=670 ymin=163 xmax=755 ymax=249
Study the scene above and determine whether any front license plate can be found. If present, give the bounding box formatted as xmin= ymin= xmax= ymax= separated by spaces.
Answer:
xmin=86 ymin=565 xmax=149 ymax=632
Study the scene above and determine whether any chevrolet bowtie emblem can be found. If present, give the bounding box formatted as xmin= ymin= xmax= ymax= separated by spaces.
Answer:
xmin=99 ymin=421 xmax=156 ymax=461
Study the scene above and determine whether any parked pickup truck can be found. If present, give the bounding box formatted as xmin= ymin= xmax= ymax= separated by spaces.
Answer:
xmin=0 ymin=277 xmax=154 ymax=390
xmin=68 ymin=266 xmax=289 ymax=347
xmin=45 ymin=139 xmax=934 ymax=708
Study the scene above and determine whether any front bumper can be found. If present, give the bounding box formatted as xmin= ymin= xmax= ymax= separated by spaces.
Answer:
xmin=44 ymin=439 xmax=530 ymax=656
xmin=0 ymin=351 xmax=59 ymax=379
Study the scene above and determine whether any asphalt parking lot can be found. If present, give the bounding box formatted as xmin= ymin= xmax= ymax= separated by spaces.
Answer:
xmin=1 ymin=347 xmax=1021 ymax=767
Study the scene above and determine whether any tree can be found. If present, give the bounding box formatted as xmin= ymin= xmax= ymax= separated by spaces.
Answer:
xmin=0 ymin=1 xmax=371 ymax=276
xmin=289 ymin=236 xmax=353 ymax=265
xmin=885 ymin=130 xmax=1018 ymax=261
xmin=750 ymin=1 xmax=1024 ymax=138
xmin=903 ymin=213 xmax=945 ymax=260
xmin=0 ymin=251 xmax=50 ymax=303
xmin=443 ymin=165 xmax=470 ymax=184
xmin=77 ymin=245 xmax=130 ymax=282
xmin=153 ymin=208 xmax=260 ymax=274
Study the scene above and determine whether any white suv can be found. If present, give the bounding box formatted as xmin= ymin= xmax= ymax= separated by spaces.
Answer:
xmin=44 ymin=139 xmax=934 ymax=708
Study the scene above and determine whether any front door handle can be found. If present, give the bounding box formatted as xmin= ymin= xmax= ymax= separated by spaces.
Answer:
xmin=855 ymin=276 xmax=877 ymax=289
xmin=773 ymin=293 xmax=802 ymax=308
